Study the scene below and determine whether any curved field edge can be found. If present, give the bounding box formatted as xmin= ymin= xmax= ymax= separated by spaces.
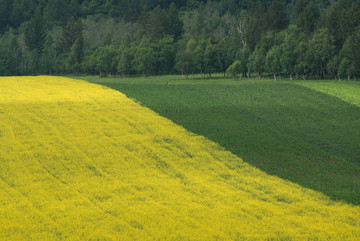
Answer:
xmin=79 ymin=76 xmax=360 ymax=205
xmin=0 ymin=76 xmax=359 ymax=240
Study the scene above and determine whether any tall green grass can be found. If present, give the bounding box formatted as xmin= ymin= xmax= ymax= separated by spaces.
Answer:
xmin=80 ymin=76 xmax=360 ymax=205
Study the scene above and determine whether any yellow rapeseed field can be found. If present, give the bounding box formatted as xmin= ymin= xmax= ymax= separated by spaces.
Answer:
xmin=0 ymin=76 xmax=359 ymax=240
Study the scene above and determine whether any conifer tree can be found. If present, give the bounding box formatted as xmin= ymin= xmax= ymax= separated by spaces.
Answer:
xmin=24 ymin=8 xmax=47 ymax=54
xmin=0 ymin=0 xmax=12 ymax=34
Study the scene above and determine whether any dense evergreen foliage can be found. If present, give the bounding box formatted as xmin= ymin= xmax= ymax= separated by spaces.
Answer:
xmin=0 ymin=0 xmax=359 ymax=79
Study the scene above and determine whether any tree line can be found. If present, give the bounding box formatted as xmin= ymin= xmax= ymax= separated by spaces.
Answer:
xmin=0 ymin=0 xmax=359 ymax=80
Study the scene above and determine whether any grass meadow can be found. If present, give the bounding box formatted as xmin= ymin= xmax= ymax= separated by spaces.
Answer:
xmin=0 ymin=76 xmax=359 ymax=240
xmin=81 ymin=75 xmax=360 ymax=206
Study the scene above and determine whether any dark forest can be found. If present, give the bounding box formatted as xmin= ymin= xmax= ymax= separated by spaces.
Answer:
xmin=0 ymin=0 xmax=359 ymax=79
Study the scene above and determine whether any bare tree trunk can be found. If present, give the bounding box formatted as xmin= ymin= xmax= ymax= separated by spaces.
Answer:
xmin=320 ymin=66 xmax=325 ymax=79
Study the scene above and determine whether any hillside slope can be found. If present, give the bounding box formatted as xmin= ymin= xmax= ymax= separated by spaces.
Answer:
xmin=82 ymin=76 xmax=360 ymax=205
xmin=0 ymin=76 xmax=359 ymax=240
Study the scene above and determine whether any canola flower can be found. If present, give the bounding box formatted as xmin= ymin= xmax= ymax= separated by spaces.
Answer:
xmin=0 ymin=76 xmax=359 ymax=240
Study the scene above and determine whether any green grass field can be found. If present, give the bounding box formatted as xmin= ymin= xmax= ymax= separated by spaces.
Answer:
xmin=80 ymin=75 xmax=360 ymax=205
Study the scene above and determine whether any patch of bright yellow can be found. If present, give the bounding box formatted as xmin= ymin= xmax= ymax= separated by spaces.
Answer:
xmin=0 ymin=76 xmax=359 ymax=240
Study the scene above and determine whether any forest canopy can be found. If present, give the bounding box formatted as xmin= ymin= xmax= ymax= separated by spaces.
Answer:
xmin=0 ymin=0 xmax=359 ymax=79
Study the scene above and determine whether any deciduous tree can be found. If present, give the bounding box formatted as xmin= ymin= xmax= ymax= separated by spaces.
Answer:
xmin=132 ymin=37 xmax=155 ymax=77
xmin=280 ymin=25 xmax=304 ymax=80
xmin=247 ymin=47 xmax=265 ymax=79
xmin=204 ymin=43 xmax=220 ymax=79
xmin=266 ymin=45 xmax=282 ymax=79
xmin=227 ymin=60 xmax=242 ymax=80
xmin=236 ymin=44 xmax=250 ymax=77
xmin=306 ymin=28 xmax=335 ymax=79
